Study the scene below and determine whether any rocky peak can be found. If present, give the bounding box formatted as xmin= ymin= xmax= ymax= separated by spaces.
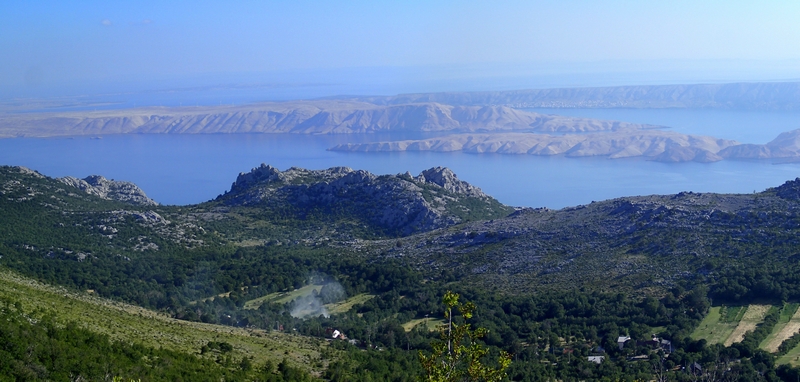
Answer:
xmin=57 ymin=175 xmax=158 ymax=206
xmin=416 ymin=167 xmax=487 ymax=198
xmin=230 ymin=164 xmax=363 ymax=193
xmin=774 ymin=178 xmax=800 ymax=200
xmin=218 ymin=164 xmax=510 ymax=235
xmin=231 ymin=163 xmax=282 ymax=192
xmin=13 ymin=166 xmax=45 ymax=178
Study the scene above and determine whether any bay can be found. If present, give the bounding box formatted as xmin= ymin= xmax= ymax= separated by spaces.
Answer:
xmin=2 ymin=119 xmax=800 ymax=209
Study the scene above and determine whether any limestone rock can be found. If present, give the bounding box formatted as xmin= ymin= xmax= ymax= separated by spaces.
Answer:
xmin=58 ymin=175 xmax=158 ymax=206
xmin=416 ymin=167 xmax=486 ymax=198
xmin=12 ymin=166 xmax=45 ymax=178
xmin=218 ymin=165 xmax=511 ymax=235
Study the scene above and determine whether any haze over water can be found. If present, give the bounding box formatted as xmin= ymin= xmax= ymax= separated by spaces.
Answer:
xmin=3 ymin=2 xmax=800 ymax=209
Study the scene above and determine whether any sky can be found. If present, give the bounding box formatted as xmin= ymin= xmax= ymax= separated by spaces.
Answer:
xmin=2 ymin=1 xmax=800 ymax=101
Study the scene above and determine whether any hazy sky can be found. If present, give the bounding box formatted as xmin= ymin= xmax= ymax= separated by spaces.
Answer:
xmin=3 ymin=1 xmax=800 ymax=99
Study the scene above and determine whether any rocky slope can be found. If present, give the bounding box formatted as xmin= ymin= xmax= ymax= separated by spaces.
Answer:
xmin=5 ymin=163 xmax=800 ymax=294
xmin=330 ymin=131 xmax=738 ymax=162
xmin=216 ymin=164 xmax=512 ymax=235
xmin=352 ymin=82 xmax=800 ymax=110
xmin=58 ymin=175 xmax=158 ymax=206
xmin=0 ymin=101 xmax=662 ymax=138
xmin=365 ymin=178 xmax=800 ymax=293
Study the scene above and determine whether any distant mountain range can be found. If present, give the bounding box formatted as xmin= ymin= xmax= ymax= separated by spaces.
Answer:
xmin=331 ymin=128 xmax=800 ymax=163
xmin=4 ymin=81 xmax=800 ymax=163
xmin=0 ymin=101 xmax=660 ymax=138
xmin=348 ymin=81 xmax=800 ymax=110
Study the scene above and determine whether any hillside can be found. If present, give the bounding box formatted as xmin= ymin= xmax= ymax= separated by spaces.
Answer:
xmin=216 ymin=164 xmax=513 ymax=236
xmin=367 ymin=180 xmax=800 ymax=294
xmin=8 ymin=164 xmax=800 ymax=380
xmin=6 ymin=164 xmax=800 ymax=295
xmin=0 ymin=269 xmax=326 ymax=378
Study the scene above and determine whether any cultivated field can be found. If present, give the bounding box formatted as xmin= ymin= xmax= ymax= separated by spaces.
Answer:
xmin=778 ymin=342 xmax=800 ymax=366
xmin=762 ymin=303 xmax=800 ymax=352
xmin=692 ymin=306 xmax=743 ymax=345
xmin=244 ymin=283 xmax=325 ymax=309
xmin=402 ymin=317 xmax=446 ymax=332
xmin=725 ymin=304 xmax=772 ymax=346
xmin=325 ymin=293 xmax=375 ymax=315
xmin=243 ymin=284 xmax=373 ymax=316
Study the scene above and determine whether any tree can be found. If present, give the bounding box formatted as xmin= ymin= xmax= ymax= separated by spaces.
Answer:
xmin=418 ymin=291 xmax=511 ymax=382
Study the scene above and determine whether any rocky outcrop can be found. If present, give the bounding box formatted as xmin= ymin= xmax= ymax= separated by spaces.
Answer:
xmin=772 ymin=178 xmax=800 ymax=200
xmin=331 ymin=131 xmax=738 ymax=163
xmin=58 ymin=175 xmax=158 ymax=206
xmin=0 ymin=101 xmax=663 ymax=138
xmin=416 ymin=167 xmax=486 ymax=198
xmin=218 ymin=164 xmax=509 ymax=235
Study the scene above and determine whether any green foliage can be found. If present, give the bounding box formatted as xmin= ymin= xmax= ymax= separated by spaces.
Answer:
xmin=0 ymin=297 xmax=244 ymax=381
xmin=418 ymin=291 xmax=511 ymax=382
xmin=719 ymin=305 xmax=746 ymax=323
xmin=11 ymin=166 xmax=800 ymax=379
xmin=778 ymin=332 xmax=800 ymax=356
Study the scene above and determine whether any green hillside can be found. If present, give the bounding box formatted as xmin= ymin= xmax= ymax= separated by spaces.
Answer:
xmin=0 ymin=269 xmax=323 ymax=380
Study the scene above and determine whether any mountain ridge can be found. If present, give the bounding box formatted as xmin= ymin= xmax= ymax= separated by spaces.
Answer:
xmin=331 ymin=128 xmax=800 ymax=162
xmin=216 ymin=164 xmax=512 ymax=236
xmin=330 ymin=130 xmax=739 ymax=163
xmin=348 ymin=81 xmax=800 ymax=110
xmin=0 ymin=101 xmax=662 ymax=138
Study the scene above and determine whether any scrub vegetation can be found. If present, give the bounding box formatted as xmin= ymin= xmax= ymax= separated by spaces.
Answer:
xmin=7 ymin=165 xmax=800 ymax=380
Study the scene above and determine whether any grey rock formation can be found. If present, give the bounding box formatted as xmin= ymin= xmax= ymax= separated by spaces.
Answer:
xmin=58 ymin=175 xmax=158 ymax=206
xmin=219 ymin=165 xmax=509 ymax=235
xmin=13 ymin=166 xmax=45 ymax=178
xmin=416 ymin=167 xmax=486 ymax=198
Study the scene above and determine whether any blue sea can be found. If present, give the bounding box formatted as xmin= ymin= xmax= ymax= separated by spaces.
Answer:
xmin=2 ymin=108 xmax=800 ymax=208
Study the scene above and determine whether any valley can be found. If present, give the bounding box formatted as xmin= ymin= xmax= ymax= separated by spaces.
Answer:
xmin=4 ymin=163 xmax=800 ymax=380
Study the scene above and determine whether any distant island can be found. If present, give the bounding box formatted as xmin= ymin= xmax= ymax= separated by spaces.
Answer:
xmin=331 ymin=129 xmax=800 ymax=163
xmin=4 ymin=81 xmax=800 ymax=163
xmin=0 ymin=100 xmax=661 ymax=138
xmin=348 ymin=81 xmax=800 ymax=110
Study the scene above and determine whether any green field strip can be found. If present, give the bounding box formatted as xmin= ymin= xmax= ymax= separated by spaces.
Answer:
xmin=0 ymin=269 xmax=327 ymax=374
xmin=725 ymin=304 xmax=772 ymax=346
xmin=324 ymin=293 xmax=375 ymax=315
xmin=244 ymin=286 xmax=374 ymax=316
xmin=720 ymin=305 xmax=746 ymax=323
xmin=761 ymin=303 xmax=800 ymax=352
xmin=692 ymin=306 xmax=741 ymax=345
xmin=402 ymin=317 xmax=446 ymax=332
xmin=778 ymin=342 xmax=800 ymax=367
xmin=244 ymin=284 xmax=325 ymax=310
